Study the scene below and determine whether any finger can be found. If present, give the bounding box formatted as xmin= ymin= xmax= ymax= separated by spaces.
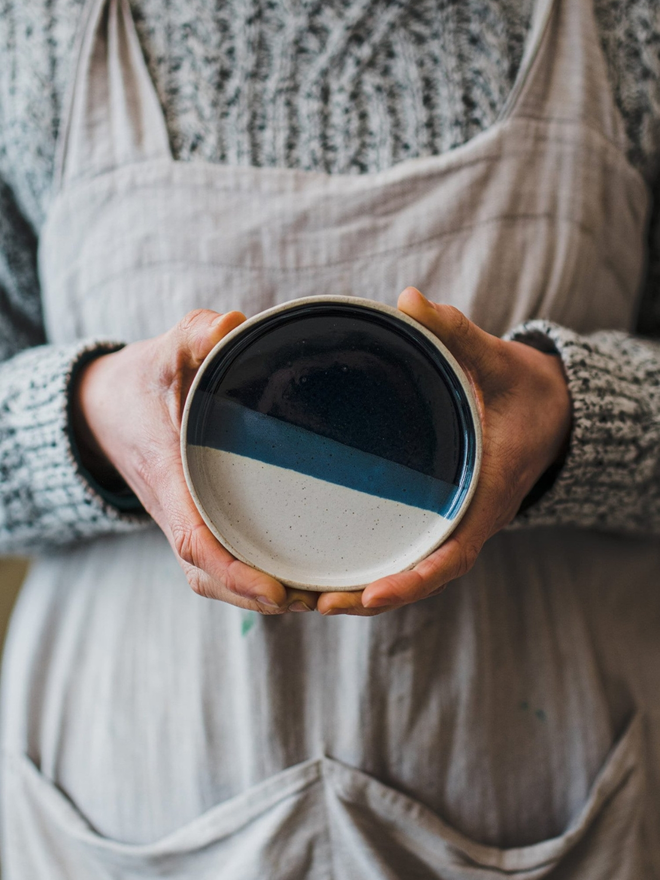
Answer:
xmin=317 ymin=590 xmax=402 ymax=617
xmin=361 ymin=488 xmax=493 ymax=608
xmin=285 ymin=588 xmax=319 ymax=612
xmin=182 ymin=566 xmax=319 ymax=615
xmin=157 ymin=451 xmax=318 ymax=612
xmin=146 ymin=448 xmax=289 ymax=609
xmin=397 ymin=287 xmax=499 ymax=375
xmin=168 ymin=508 xmax=289 ymax=609
xmin=162 ymin=473 xmax=314 ymax=613
xmin=171 ymin=308 xmax=246 ymax=368
xmin=360 ymin=539 xmax=465 ymax=609
xmin=159 ymin=309 xmax=247 ymax=430
xmin=182 ymin=563 xmax=288 ymax=615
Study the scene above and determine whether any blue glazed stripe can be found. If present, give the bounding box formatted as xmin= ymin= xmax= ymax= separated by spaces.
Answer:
xmin=190 ymin=393 xmax=458 ymax=516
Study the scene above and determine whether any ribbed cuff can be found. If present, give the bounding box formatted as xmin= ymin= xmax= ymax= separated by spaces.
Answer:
xmin=0 ymin=341 xmax=149 ymax=554
xmin=504 ymin=320 xmax=660 ymax=533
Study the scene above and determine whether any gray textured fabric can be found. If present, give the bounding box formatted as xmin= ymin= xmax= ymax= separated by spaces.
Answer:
xmin=2 ymin=0 xmax=658 ymax=877
xmin=1 ymin=0 xmax=660 ymax=549
xmin=0 ymin=341 xmax=146 ymax=554
xmin=507 ymin=321 xmax=660 ymax=531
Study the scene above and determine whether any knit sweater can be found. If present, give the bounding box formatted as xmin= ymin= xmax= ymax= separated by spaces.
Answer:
xmin=1 ymin=0 xmax=660 ymax=553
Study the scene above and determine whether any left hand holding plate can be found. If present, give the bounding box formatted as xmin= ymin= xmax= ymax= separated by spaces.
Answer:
xmin=316 ymin=287 xmax=572 ymax=617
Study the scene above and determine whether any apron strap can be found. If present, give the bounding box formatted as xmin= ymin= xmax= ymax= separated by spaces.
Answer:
xmin=54 ymin=0 xmax=172 ymax=193
xmin=501 ymin=0 xmax=629 ymax=151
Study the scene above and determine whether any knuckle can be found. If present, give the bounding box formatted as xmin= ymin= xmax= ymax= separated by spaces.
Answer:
xmin=447 ymin=305 xmax=471 ymax=339
xmin=186 ymin=568 xmax=209 ymax=599
xmin=457 ymin=538 xmax=482 ymax=577
xmin=222 ymin=559 xmax=258 ymax=602
xmin=178 ymin=308 xmax=212 ymax=335
xmin=173 ymin=520 xmax=204 ymax=568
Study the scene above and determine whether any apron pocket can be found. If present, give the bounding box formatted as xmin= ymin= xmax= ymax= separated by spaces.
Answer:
xmin=3 ymin=755 xmax=331 ymax=880
xmin=323 ymin=712 xmax=644 ymax=880
xmin=2 ymin=713 xmax=643 ymax=880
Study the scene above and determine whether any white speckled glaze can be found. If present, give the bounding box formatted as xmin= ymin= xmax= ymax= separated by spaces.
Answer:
xmin=181 ymin=296 xmax=482 ymax=591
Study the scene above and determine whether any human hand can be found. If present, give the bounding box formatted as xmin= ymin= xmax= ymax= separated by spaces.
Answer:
xmin=316 ymin=287 xmax=572 ymax=617
xmin=72 ymin=309 xmax=318 ymax=614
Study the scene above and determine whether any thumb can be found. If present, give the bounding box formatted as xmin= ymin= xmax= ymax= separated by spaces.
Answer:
xmin=171 ymin=308 xmax=246 ymax=369
xmin=397 ymin=287 xmax=498 ymax=373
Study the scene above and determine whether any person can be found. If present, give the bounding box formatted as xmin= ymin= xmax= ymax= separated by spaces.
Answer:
xmin=0 ymin=0 xmax=659 ymax=875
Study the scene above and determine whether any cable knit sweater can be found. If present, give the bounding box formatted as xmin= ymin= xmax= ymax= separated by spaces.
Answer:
xmin=1 ymin=0 xmax=660 ymax=553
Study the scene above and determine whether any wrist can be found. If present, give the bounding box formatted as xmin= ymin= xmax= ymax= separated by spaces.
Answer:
xmin=538 ymin=349 xmax=572 ymax=466
xmin=508 ymin=341 xmax=572 ymax=511
xmin=70 ymin=347 xmax=128 ymax=491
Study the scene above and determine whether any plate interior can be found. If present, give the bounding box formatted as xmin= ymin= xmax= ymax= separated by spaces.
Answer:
xmin=185 ymin=303 xmax=477 ymax=590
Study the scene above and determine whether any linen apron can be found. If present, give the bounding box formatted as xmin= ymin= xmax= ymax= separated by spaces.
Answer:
xmin=2 ymin=0 xmax=659 ymax=876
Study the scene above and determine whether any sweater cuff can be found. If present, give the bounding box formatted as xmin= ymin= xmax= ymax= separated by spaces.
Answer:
xmin=503 ymin=320 xmax=650 ymax=531
xmin=0 ymin=341 xmax=149 ymax=553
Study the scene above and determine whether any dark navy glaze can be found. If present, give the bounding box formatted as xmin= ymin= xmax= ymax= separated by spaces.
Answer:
xmin=188 ymin=302 xmax=477 ymax=519
xmin=193 ymin=394 xmax=458 ymax=515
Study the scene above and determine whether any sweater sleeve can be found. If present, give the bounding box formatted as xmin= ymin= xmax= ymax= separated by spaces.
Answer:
xmin=505 ymin=320 xmax=660 ymax=535
xmin=0 ymin=176 xmax=149 ymax=556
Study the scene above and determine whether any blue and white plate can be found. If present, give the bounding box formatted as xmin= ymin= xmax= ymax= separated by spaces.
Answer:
xmin=182 ymin=297 xmax=481 ymax=591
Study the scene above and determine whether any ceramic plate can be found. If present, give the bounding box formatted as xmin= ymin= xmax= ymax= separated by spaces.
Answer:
xmin=182 ymin=297 xmax=481 ymax=591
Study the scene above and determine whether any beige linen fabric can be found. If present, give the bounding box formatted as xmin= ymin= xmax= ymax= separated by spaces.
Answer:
xmin=2 ymin=0 xmax=659 ymax=876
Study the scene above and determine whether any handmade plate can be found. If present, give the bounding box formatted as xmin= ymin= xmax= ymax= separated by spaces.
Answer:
xmin=181 ymin=297 xmax=481 ymax=591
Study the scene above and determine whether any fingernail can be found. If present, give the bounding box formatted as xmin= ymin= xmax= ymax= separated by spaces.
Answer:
xmin=288 ymin=600 xmax=312 ymax=613
xmin=257 ymin=596 xmax=282 ymax=609
xmin=362 ymin=595 xmax=389 ymax=608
